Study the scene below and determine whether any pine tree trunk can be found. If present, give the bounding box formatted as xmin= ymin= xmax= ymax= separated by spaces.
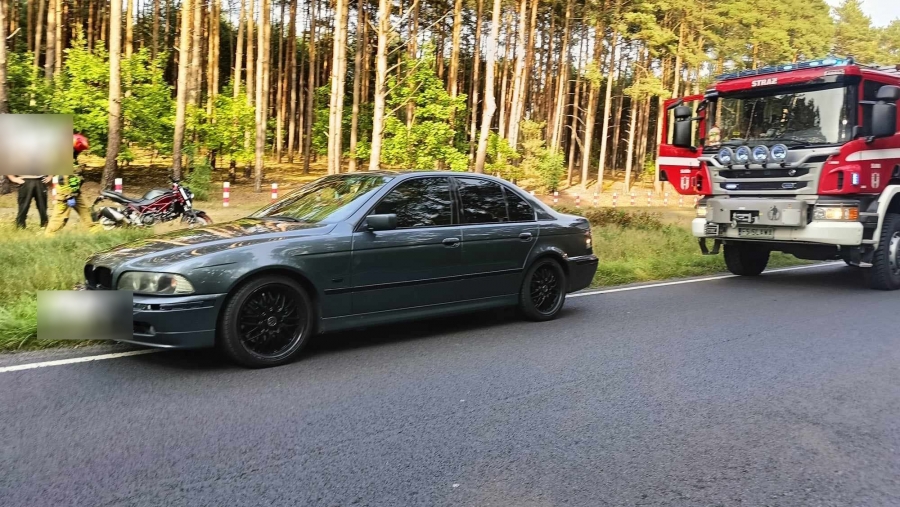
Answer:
xmin=254 ymin=0 xmax=270 ymax=191
xmin=28 ymin=0 xmax=34 ymax=53
xmin=245 ymin=0 xmax=255 ymax=105
xmin=550 ymin=0 xmax=572 ymax=152
xmin=172 ymin=0 xmax=192 ymax=179
xmin=43 ymin=0 xmax=55 ymax=81
xmin=467 ymin=0 xmax=483 ymax=163
xmin=103 ymin=0 xmax=123 ymax=189
xmin=233 ymin=0 xmax=245 ymax=97
xmin=54 ymin=0 xmax=62 ymax=75
xmin=283 ymin=0 xmax=297 ymax=162
xmin=327 ymin=0 xmax=350 ymax=174
xmin=348 ymin=0 xmax=364 ymax=172
xmin=596 ymin=28 xmax=618 ymax=191
xmin=474 ymin=0 xmax=503 ymax=174
xmin=152 ymin=0 xmax=160 ymax=58
xmin=99 ymin=0 xmax=107 ymax=44
xmin=566 ymin=33 xmax=586 ymax=186
xmin=405 ymin=0 xmax=419 ymax=129
xmin=0 ymin=0 xmax=9 ymax=114
xmin=125 ymin=0 xmax=134 ymax=58
xmin=188 ymin=0 xmax=202 ymax=107
xmin=623 ymin=95 xmax=638 ymax=190
xmin=497 ymin=11 xmax=512 ymax=139
xmin=367 ymin=0 xmax=390 ymax=172
xmin=289 ymin=12 xmax=305 ymax=162
xmin=302 ymin=0 xmax=317 ymax=174
xmin=33 ymin=0 xmax=45 ymax=75
xmin=505 ymin=0 xmax=527 ymax=149
xmin=274 ymin=0 xmax=285 ymax=161
xmin=447 ymin=0 xmax=463 ymax=126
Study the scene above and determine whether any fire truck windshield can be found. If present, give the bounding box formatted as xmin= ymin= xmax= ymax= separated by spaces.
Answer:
xmin=707 ymin=84 xmax=853 ymax=148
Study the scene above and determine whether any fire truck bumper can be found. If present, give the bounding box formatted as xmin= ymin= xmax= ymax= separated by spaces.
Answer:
xmin=692 ymin=218 xmax=864 ymax=246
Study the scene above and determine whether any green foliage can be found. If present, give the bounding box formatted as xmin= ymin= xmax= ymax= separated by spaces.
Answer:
xmin=121 ymin=48 xmax=175 ymax=156
xmin=198 ymin=83 xmax=256 ymax=165
xmin=183 ymin=159 xmax=213 ymax=201
xmin=47 ymin=37 xmax=110 ymax=153
xmin=312 ymin=85 xmax=331 ymax=156
xmin=378 ymin=50 xmax=469 ymax=171
xmin=520 ymin=120 xmax=564 ymax=192
xmin=486 ymin=132 xmax=522 ymax=180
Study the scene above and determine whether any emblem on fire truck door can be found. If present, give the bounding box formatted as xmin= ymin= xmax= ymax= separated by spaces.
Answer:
xmin=680 ymin=176 xmax=690 ymax=190
xmin=767 ymin=206 xmax=781 ymax=221
xmin=872 ymin=172 xmax=880 ymax=189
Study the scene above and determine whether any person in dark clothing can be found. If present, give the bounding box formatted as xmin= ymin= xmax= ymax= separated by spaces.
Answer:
xmin=7 ymin=174 xmax=50 ymax=229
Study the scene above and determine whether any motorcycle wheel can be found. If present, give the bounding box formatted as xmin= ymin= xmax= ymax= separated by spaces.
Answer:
xmin=184 ymin=212 xmax=212 ymax=228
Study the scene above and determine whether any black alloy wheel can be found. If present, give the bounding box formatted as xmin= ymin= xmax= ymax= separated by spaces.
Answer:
xmin=519 ymin=258 xmax=567 ymax=321
xmin=219 ymin=276 xmax=314 ymax=367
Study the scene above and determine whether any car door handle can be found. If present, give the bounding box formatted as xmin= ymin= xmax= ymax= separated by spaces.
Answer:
xmin=519 ymin=232 xmax=533 ymax=241
xmin=442 ymin=237 xmax=460 ymax=247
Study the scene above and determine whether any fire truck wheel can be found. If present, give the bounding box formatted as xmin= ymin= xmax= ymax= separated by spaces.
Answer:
xmin=723 ymin=243 xmax=770 ymax=276
xmin=869 ymin=213 xmax=900 ymax=290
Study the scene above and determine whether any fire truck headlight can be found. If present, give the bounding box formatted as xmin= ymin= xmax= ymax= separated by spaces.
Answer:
xmin=696 ymin=204 xmax=708 ymax=218
xmin=770 ymin=144 xmax=788 ymax=162
xmin=752 ymin=145 xmax=769 ymax=163
xmin=717 ymin=147 xmax=734 ymax=165
xmin=118 ymin=272 xmax=195 ymax=295
xmin=813 ymin=206 xmax=859 ymax=221
xmin=735 ymin=146 xmax=752 ymax=164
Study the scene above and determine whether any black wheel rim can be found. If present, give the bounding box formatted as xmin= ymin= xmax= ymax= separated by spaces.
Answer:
xmin=530 ymin=265 xmax=561 ymax=314
xmin=237 ymin=285 xmax=305 ymax=358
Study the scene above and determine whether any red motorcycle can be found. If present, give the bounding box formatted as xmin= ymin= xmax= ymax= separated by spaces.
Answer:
xmin=92 ymin=178 xmax=212 ymax=229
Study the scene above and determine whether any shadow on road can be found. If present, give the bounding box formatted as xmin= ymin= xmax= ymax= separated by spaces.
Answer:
xmin=750 ymin=264 xmax=872 ymax=292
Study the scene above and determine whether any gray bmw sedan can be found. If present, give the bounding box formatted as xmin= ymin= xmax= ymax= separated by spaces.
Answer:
xmin=83 ymin=172 xmax=598 ymax=367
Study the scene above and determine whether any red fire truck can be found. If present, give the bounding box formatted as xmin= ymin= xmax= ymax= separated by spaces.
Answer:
xmin=660 ymin=57 xmax=900 ymax=289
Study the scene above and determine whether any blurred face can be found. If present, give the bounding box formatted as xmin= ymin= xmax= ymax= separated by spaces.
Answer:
xmin=0 ymin=114 xmax=73 ymax=176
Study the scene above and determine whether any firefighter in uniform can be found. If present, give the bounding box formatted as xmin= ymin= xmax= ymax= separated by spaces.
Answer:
xmin=45 ymin=134 xmax=99 ymax=235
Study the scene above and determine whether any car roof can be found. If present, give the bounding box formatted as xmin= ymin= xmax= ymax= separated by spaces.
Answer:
xmin=351 ymin=170 xmax=512 ymax=183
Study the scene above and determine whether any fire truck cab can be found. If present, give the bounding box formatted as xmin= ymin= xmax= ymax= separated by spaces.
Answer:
xmin=661 ymin=57 xmax=900 ymax=290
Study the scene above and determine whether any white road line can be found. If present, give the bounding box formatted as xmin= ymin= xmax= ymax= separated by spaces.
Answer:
xmin=0 ymin=349 xmax=162 ymax=373
xmin=569 ymin=262 xmax=842 ymax=298
xmin=0 ymin=262 xmax=843 ymax=374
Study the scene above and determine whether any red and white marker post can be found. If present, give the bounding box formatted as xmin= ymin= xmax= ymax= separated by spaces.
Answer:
xmin=553 ymin=191 xmax=559 ymax=206
xmin=664 ymin=192 xmax=669 ymax=206
xmin=592 ymin=192 xmax=598 ymax=207
xmin=575 ymin=194 xmax=581 ymax=208
xmin=612 ymin=192 xmax=618 ymax=208
xmin=271 ymin=183 xmax=278 ymax=201
xmin=630 ymin=192 xmax=635 ymax=206
xmin=114 ymin=178 xmax=123 ymax=193
xmin=223 ymin=182 xmax=230 ymax=207
xmin=647 ymin=191 xmax=652 ymax=207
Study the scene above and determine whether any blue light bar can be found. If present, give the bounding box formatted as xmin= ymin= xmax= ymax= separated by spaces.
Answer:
xmin=714 ymin=57 xmax=853 ymax=81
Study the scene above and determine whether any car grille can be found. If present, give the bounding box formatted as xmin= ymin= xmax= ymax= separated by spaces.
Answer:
xmin=84 ymin=264 xmax=113 ymax=290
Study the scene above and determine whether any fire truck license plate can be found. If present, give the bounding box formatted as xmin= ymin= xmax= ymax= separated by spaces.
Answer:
xmin=738 ymin=227 xmax=774 ymax=239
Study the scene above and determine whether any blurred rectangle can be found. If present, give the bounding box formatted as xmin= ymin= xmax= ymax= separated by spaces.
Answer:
xmin=37 ymin=290 xmax=133 ymax=342
xmin=0 ymin=114 xmax=73 ymax=176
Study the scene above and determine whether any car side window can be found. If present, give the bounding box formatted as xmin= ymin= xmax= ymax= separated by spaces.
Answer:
xmin=457 ymin=178 xmax=508 ymax=224
xmin=372 ymin=177 xmax=453 ymax=228
xmin=504 ymin=187 xmax=536 ymax=222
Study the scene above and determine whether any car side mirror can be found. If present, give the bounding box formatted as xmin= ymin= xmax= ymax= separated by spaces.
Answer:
xmin=365 ymin=214 xmax=397 ymax=232
xmin=672 ymin=105 xmax=694 ymax=149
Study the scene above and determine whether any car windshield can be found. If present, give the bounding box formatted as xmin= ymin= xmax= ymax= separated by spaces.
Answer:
xmin=250 ymin=174 xmax=392 ymax=223
xmin=707 ymin=84 xmax=853 ymax=146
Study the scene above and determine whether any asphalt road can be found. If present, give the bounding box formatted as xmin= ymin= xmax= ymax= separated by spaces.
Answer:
xmin=2 ymin=264 xmax=900 ymax=506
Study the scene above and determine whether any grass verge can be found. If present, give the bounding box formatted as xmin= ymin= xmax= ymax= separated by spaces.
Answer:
xmin=0 ymin=211 xmax=809 ymax=352
xmin=0 ymin=226 xmax=153 ymax=351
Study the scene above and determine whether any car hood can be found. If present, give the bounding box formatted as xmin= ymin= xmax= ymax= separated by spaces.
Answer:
xmin=88 ymin=218 xmax=335 ymax=270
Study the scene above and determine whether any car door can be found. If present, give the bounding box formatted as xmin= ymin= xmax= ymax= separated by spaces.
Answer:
xmin=454 ymin=177 xmax=538 ymax=300
xmin=350 ymin=176 xmax=464 ymax=315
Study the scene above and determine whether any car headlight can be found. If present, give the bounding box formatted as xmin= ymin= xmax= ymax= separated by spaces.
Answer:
xmin=813 ymin=206 xmax=858 ymax=221
xmin=770 ymin=144 xmax=788 ymax=162
xmin=696 ymin=203 xmax=708 ymax=217
xmin=117 ymin=272 xmax=195 ymax=295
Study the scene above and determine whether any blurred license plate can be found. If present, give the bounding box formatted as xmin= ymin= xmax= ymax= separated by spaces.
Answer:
xmin=738 ymin=227 xmax=774 ymax=239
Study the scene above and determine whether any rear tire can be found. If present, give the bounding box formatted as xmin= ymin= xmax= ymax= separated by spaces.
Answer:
xmin=518 ymin=258 xmax=567 ymax=322
xmin=218 ymin=275 xmax=315 ymax=368
xmin=869 ymin=213 xmax=900 ymax=290
xmin=723 ymin=243 xmax=770 ymax=276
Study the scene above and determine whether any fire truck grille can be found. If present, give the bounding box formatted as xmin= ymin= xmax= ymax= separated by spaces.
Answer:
xmin=718 ymin=168 xmax=810 ymax=179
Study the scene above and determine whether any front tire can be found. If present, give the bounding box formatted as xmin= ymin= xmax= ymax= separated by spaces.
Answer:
xmin=518 ymin=258 xmax=567 ymax=322
xmin=869 ymin=213 xmax=900 ymax=290
xmin=218 ymin=276 xmax=315 ymax=368
xmin=723 ymin=243 xmax=770 ymax=276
